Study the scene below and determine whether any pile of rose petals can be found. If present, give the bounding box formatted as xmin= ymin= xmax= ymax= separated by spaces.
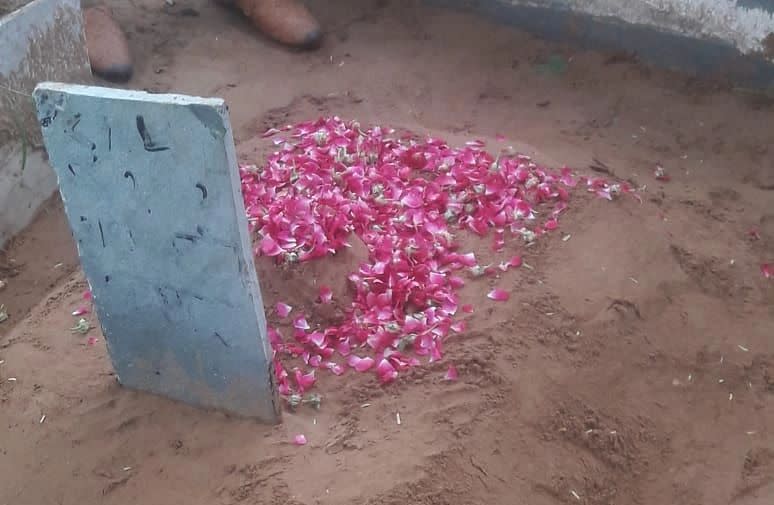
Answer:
xmin=240 ymin=117 xmax=626 ymax=397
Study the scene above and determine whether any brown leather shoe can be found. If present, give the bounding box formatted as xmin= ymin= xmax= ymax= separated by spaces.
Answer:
xmin=224 ymin=0 xmax=322 ymax=50
xmin=83 ymin=6 xmax=133 ymax=82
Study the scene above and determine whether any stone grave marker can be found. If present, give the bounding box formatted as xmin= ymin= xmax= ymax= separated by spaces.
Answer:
xmin=34 ymin=83 xmax=280 ymax=422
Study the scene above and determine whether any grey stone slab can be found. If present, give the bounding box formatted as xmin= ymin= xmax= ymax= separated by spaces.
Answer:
xmin=33 ymin=83 xmax=280 ymax=422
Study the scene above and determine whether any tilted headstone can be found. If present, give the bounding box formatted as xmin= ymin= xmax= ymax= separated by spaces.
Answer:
xmin=34 ymin=83 xmax=280 ymax=422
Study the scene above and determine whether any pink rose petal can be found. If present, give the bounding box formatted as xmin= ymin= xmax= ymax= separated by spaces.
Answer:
xmin=309 ymin=331 xmax=326 ymax=348
xmin=294 ymin=369 xmax=316 ymax=392
xmin=318 ymin=285 xmax=333 ymax=304
xmin=71 ymin=306 xmax=90 ymax=317
xmin=450 ymin=320 xmax=467 ymax=333
xmin=293 ymin=434 xmax=307 ymax=446
xmin=83 ymin=290 xmax=92 ymax=300
xmin=487 ymin=288 xmax=510 ymax=302
xmin=444 ymin=364 xmax=458 ymax=381
xmin=347 ymin=355 xmax=375 ymax=372
xmin=293 ymin=315 xmax=311 ymax=331
xmin=326 ymin=362 xmax=345 ymax=375
xmin=462 ymin=304 xmax=474 ymax=314
xmin=87 ymin=336 xmax=98 ymax=346
xmin=376 ymin=358 xmax=399 ymax=384
xmin=275 ymin=302 xmax=293 ymax=318
xmin=762 ymin=263 xmax=773 ymax=279
xmin=458 ymin=252 xmax=477 ymax=267
xmin=260 ymin=236 xmax=283 ymax=257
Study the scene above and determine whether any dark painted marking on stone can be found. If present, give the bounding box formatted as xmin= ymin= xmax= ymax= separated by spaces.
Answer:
xmin=105 ymin=275 xmax=110 ymax=283
xmin=196 ymin=225 xmax=205 ymax=236
xmin=195 ymin=183 xmax=208 ymax=199
xmin=189 ymin=104 xmax=227 ymax=139
xmin=80 ymin=216 xmax=87 ymax=222
xmin=68 ymin=164 xmax=76 ymax=176
xmin=93 ymin=155 xmax=98 ymax=163
xmin=158 ymin=287 xmax=169 ymax=305
xmin=98 ymin=220 xmax=106 ymax=247
xmin=108 ymin=127 xmax=112 ymax=151
xmin=174 ymin=232 xmax=200 ymax=243
xmin=71 ymin=117 xmax=81 ymax=131
xmin=124 ymin=171 xmax=136 ymax=188
xmin=214 ymin=332 xmax=231 ymax=348
xmin=135 ymin=115 xmax=170 ymax=152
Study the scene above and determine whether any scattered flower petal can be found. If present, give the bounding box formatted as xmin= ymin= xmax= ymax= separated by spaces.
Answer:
xmin=293 ymin=315 xmax=311 ymax=331
xmin=347 ymin=355 xmax=375 ymax=372
xmin=487 ymin=288 xmax=510 ymax=302
xmin=654 ymin=164 xmax=670 ymax=182
xmin=444 ymin=365 xmax=459 ymax=381
xmin=762 ymin=263 xmax=772 ymax=279
xmin=275 ymin=302 xmax=293 ymax=318
xmin=238 ymin=117 xmax=628 ymax=394
xmin=71 ymin=306 xmax=90 ymax=317
xmin=376 ymin=358 xmax=399 ymax=384
xmin=319 ymin=285 xmax=333 ymax=304
xmin=293 ymin=434 xmax=307 ymax=445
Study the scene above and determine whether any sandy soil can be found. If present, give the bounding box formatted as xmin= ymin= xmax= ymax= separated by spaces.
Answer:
xmin=2 ymin=1 xmax=774 ymax=504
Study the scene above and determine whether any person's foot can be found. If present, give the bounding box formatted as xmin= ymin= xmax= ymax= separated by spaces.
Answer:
xmin=83 ymin=6 xmax=133 ymax=82
xmin=218 ymin=0 xmax=322 ymax=49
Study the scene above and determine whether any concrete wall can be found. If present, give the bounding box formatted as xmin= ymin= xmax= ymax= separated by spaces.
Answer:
xmin=507 ymin=0 xmax=774 ymax=56
xmin=0 ymin=0 xmax=91 ymax=247
xmin=433 ymin=0 xmax=774 ymax=88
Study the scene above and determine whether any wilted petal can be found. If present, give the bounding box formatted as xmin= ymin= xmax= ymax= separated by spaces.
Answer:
xmin=293 ymin=434 xmax=308 ymax=445
xmin=444 ymin=365 xmax=458 ymax=381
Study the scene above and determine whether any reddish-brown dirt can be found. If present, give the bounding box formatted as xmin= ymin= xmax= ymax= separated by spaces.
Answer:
xmin=1 ymin=1 xmax=774 ymax=504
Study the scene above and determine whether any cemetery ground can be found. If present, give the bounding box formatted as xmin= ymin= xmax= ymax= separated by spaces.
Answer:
xmin=1 ymin=1 xmax=774 ymax=504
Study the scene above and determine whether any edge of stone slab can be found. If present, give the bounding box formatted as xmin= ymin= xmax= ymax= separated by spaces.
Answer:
xmin=33 ymin=82 xmax=226 ymax=107
xmin=426 ymin=0 xmax=774 ymax=90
